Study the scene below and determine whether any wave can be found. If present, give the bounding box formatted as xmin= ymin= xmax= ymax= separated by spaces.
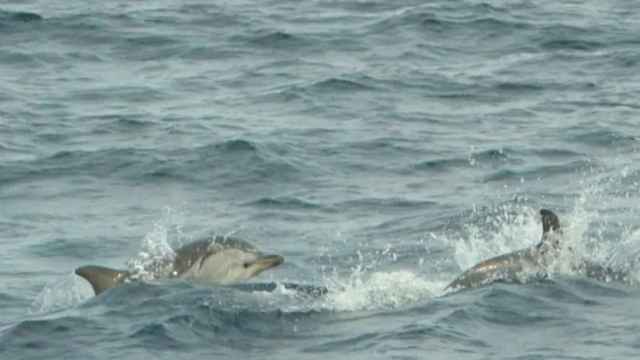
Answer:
xmin=112 ymin=36 xmax=183 ymax=62
xmin=69 ymin=85 xmax=170 ymax=103
xmin=483 ymin=159 xmax=594 ymax=183
xmin=336 ymin=198 xmax=437 ymax=211
xmin=1 ymin=11 xmax=183 ymax=63
xmin=0 ymin=148 xmax=152 ymax=185
xmin=129 ymin=322 xmax=187 ymax=350
xmin=263 ymin=76 xmax=378 ymax=100
xmin=0 ymin=10 xmax=42 ymax=24
xmin=493 ymin=82 xmax=545 ymax=92
xmin=26 ymin=238 xmax=110 ymax=259
xmin=567 ymin=127 xmax=637 ymax=148
xmin=89 ymin=114 xmax=157 ymax=131
xmin=413 ymin=157 xmax=469 ymax=172
xmin=242 ymin=31 xmax=311 ymax=49
xmin=0 ymin=50 xmax=46 ymax=68
xmin=173 ymin=3 xmax=246 ymax=28
xmin=371 ymin=5 xmax=532 ymax=35
xmin=213 ymin=139 xmax=258 ymax=153
xmin=308 ymin=78 xmax=377 ymax=93
xmin=13 ymin=277 xmax=632 ymax=359
xmin=531 ymin=148 xmax=585 ymax=159
xmin=247 ymin=197 xmax=322 ymax=210
xmin=348 ymin=137 xmax=417 ymax=152
xmin=0 ymin=139 xmax=306 ymax=185
xmin=540 ymin=39 xmax=603 ymax=52
xmin=413 ymin=148 xmax=522 ymax=173
xmin=0 ymin=314 xmax=115 ymax=357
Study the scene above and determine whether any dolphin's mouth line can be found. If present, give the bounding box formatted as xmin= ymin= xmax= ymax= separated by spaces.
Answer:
xmin=250 ymin=254 xmax=285 ymax=270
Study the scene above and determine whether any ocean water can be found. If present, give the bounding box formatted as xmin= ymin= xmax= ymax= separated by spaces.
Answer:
xmin=1 ymin=0 xmax=640 ymax=359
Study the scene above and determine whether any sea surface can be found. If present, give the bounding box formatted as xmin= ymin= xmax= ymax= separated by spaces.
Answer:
xmin=1 ymin=1 xmax=640 ymax=359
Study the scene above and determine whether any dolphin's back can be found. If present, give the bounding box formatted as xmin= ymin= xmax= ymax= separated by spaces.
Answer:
xmin=172 ymin=239 xmax=213 ymax=276
xmin=445 ymin=249 xmax=537 ymax=290
xmin=210 ymin=236 xmax=257 ymax=252
xmin=75 ymin=265 xmax=131 ymax=295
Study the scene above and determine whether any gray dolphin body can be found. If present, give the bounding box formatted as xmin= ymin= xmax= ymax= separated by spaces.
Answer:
xmin=446 ymin=209 xmax=561 ymax=291
xmin=75 ymin=236 xmax=284 ymax=295
xmin=446 ymin=209 xmax=633 ymax=291
xmin=445 ymin=247 xmax=547 ymax=291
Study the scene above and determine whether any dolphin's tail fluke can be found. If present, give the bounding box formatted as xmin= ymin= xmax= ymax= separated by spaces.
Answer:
xmin=75 ymin=265 xmax=131 ymax=295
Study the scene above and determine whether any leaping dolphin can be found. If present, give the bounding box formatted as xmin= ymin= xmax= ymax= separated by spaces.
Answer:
xmin=446 ymin=209 xmax=631 ymax=291
xmin=75 ymin=236 xmax=284 ymax=295
xmin=445 ymin=209 xmax=564 ymax=291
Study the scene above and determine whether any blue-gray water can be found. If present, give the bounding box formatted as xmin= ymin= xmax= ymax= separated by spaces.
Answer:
xmin=2 ymin=1 xmax=640 ymax=359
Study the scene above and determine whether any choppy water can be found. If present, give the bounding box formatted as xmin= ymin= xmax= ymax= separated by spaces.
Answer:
xmin=2 ymin=1 xmax=640 ymax=359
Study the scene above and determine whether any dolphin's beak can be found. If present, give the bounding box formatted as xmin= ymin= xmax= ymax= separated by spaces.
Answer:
xmin=249 ymin=254 xmax=284 ymax=275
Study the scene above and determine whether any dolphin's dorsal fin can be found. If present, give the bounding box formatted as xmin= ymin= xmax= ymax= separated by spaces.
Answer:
xmin=540 ymin=209 xmax=560 ymax=235
xmin=75 ymin=265 xmax=131 ymax=295
xmin=538 ymin=209 xmax=562 ymax=252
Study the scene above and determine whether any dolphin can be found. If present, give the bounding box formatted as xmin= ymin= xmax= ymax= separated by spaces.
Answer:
xmin=75 ymin=236 xmax=284 ymax=295
xmin=445 ymin=209 xmax=563 ymax=291
xmin=445 ymin=209 xmax=635 ymax=291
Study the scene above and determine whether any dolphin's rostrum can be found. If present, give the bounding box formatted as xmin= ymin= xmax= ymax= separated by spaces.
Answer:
xmin=75 ymin=236 xmax=284 ymax=295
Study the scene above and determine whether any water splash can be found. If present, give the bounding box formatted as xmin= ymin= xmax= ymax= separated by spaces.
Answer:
xmin=452 ymin=204 xmax=541 ymax=271
xmin=442 ymin=162 xmax=640 ymax=286
xmin=317 ymin=270 xmax=442 ymax=312
xmin=283 ymin=163 xmax=640 ymax=312
xmin=125 ymin=206 xmax=187 ymax=280
xmin=558 ymin=162 xmax=640 ymax=275
xmin=30 ymin=273 xmax=94 ymax=314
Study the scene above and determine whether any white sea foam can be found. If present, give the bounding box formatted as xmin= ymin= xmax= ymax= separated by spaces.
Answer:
xmin=30 ymin=273 xmax=94 ymax=314
xmin=452 ymin=205 xmax=541 ymax=271
xmin=125 ymin=207 xmax=187 ymax=280
xmin=317 ymin=270 xmax=443 ymax=312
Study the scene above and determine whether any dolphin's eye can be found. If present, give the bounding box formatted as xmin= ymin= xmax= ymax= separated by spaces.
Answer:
xmin=243 ymin=262 xmax=250 ymax=269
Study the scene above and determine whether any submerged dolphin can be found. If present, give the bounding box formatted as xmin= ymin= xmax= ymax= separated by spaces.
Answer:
xmin=76 ymin=236 xmax=284 ymax=295
xmin=446 ymin=209 xmax=632 ymax=291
